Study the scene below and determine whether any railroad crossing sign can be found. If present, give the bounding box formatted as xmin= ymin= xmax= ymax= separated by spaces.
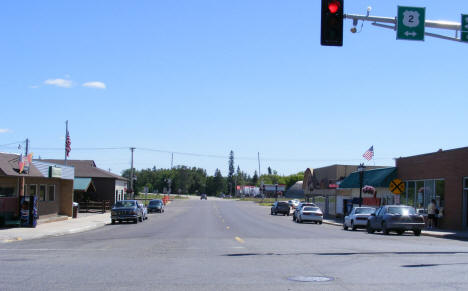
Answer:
xmin=389 ymin=179 xmax=405 ymax=195
xmin=397 ymin=6 xmax=426 ymax=41
xmin=462 ymin=14 xmax=468 ymax=43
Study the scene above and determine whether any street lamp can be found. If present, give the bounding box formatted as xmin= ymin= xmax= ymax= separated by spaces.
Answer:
xmin=358 ymin=163 xmax=366 ymax=207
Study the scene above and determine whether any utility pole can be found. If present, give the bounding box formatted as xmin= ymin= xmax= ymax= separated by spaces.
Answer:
xmin=25 ymin=138 xmax=29 ymax=156
xmin=130 ymin=147 xmax=135 ymax=199
xmin=171 ymin=152 xmax=174 ymax=168
xmin=257 ymin=152 xmax=261 ymax=178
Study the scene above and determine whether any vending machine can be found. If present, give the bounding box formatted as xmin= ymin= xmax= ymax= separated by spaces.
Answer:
xmin=20 ymin=196 xmax=38 ymax=227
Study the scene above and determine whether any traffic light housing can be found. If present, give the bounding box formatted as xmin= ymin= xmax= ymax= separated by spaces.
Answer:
xmin=321 ymin=0 xmax=344 ymax=46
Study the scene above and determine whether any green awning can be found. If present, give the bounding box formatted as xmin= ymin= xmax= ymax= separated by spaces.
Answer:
xmin=73 ymin=178 xmax=94 ymax=191
xmin=339 ymin=167 xmax=397 ymax=189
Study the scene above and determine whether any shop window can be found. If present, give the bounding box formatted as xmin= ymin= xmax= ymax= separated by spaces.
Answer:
xmin=405 ymin=181 xmax=415 ymax=207
xmin=48 ymin=185 xmax=55 ymax=201
xmin=0 ymin=186 xmax=16 ymax=197
xmin=39 ymin=185 xmax=46 ymax=201
xmin=416 ymin=181 xmax=425 ymax=208
xmin=464 ymin=178 xmax=468 ymax=190
xmin=28 ymin=184 xmax=37 ymax=196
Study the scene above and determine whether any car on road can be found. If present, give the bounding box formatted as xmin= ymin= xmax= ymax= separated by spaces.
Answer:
xmin=288 ymin=199 xmax=300 ymax=209
xmin=111 ymin=200 xmax=144 ymax=224
xmin=292 ymin=202 xmax=316 ymax=222
xmin=271 ymin=201 xmax=290 ymax=216
xmin=138 ymin=203 xmax=148 ymax=220
xmin=296 ymin=206 xmax=323 ymax=224
xmin=200 ymin=194 xmax=207 ymax=200
xmin=367 ymin=205 xmax=425 ymax=236
xmin=148 ymin=199 xmax=165 ymax=213
xmin=343 ymin=207 xmax=376 ymax=231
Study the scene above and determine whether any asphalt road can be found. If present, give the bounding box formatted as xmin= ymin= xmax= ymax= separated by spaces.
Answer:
xmin=1 ymin=198 xmax=468 ymax=290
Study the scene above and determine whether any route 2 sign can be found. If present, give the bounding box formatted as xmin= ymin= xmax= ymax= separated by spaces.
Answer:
xmin=397 ymin=6 xmax=426 ymax=41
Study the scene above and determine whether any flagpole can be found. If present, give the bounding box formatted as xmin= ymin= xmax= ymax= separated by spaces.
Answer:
xmin=65 ymin=120 xmax=68 ymax=165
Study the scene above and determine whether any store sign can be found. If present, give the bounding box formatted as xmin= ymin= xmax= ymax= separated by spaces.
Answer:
xmin=49 ymin=166 xmax=62 ymax=178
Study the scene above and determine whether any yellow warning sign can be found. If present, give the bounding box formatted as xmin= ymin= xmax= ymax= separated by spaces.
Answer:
xmin=389 ymin=179 xmax=405 ymax=195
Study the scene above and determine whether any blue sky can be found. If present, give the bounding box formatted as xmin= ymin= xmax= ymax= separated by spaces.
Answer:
xmin=1 ymin=1 xmax=467 ymax=177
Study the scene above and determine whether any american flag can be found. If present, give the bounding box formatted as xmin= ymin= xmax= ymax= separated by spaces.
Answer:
xmin=362 ymin=146 xmax=374 ymax=161
xmin=65 ymin=129 xmax=71 ymax=157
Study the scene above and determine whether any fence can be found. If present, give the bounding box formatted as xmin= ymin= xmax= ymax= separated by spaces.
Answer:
xmin=78 ymin=201 xmax=111 ymax=213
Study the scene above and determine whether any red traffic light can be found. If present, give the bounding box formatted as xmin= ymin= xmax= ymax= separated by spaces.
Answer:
xmin=328 ymin=0 xmax=340 ymax=14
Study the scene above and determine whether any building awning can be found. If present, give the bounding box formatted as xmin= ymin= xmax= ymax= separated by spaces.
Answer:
xmin=73 ymin=178 xmax=96 ymax=192
xmin=338 ymin=167 xmax=397 ymax=189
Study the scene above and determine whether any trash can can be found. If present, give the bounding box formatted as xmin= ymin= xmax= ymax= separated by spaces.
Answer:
xmin=72 ymin=202 xmax=79 ymax=218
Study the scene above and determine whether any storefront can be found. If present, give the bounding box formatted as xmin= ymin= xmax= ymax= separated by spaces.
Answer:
xmin=0 ymin=153 xmax=74 ymax=226
xmin=396 ymin=147 xmax=468 ymax=230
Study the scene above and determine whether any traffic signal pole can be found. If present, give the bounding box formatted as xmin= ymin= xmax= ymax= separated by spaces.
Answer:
xmin=344 ymin=13 xmax=465 ymax=43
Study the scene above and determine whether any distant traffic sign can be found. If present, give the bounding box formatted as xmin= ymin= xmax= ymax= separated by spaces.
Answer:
xmin=462 ymin=14 xmax=468 ymax=43
xmin=389 ymin=179 xmax=405 ymax=195
xmin=397 ymin=6 xmax=426 ymax=41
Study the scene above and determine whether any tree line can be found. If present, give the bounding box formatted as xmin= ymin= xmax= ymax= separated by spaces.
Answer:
xmin=121 ymin=151 xmax=304 ymax=196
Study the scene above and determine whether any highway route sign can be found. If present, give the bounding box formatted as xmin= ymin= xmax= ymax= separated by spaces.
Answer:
xmin=397 ymin=6 xmax=425 ymax=41
xmin=462 ymin=14 xmax=468 ymax=43
xmin=389 ymin=179 xmax=405 ymax=195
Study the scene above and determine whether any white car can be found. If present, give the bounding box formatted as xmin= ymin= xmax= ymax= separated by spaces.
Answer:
xmin=296 ymin=206 xmax=323 ymax=224
xmin=288 ymin=199 xmax=300 ymax=209
xmin=343 ymin=207 xmax=375 ymax=230
xmin=138 ymin=203 xmax=148 ymax=221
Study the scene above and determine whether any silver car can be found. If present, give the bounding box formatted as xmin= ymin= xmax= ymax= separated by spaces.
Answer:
xmin=343 ymin=207 xmax=375 ymax=231
xmin=138 ymin=203 xmax=148 ymax=221
xmin=296 ymin=206 xmax=323 ymax=224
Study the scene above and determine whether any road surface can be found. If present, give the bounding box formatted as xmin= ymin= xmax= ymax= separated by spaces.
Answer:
xmin=1 ymin=198 xmax=468 ymax=290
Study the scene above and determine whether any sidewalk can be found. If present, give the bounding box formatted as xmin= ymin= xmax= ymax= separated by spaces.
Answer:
xmin=322 ymin=217 xmax=468 ymax=240
xmin=0 ymin=212 xmax=110 ymax=243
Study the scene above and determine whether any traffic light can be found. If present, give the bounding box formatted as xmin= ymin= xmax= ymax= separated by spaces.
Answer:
xmin=321 ymin=0 xmax=344 ymax=46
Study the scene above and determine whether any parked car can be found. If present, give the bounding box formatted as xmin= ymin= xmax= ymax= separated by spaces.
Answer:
xmin=367 ymin=205 xmax=425 ymax=236
xmin=288 ymin=199 xmax=300 ymax=209
xmin=138 ymin=203 xmax=148 ymax=220
xmin=292 ymin=202 xmax=316 ymax=222
xmin=147 ymin=199 xmax=165 ymax=213
xmin=271 ymin=201 xmax=290 ymax=216
xmin=343 ymin=207 xmax=376 ymax=230
xmin=201 ymin=194 xmax=207 ymax=200
xmin=296 ymin=206 xmax=323 ymax=224
xmin=111 ymin=200 xmax=143 ymax=224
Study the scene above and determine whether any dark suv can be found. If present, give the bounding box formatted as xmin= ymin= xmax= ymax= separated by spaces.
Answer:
xmin=111 ymin=200 xmax=143 ymax=224
xmin=271 ymin=201 xmax=291 ymax=216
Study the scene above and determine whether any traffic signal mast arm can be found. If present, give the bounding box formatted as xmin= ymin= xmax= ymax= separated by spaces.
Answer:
xmin=344 ymin=13 xmax=464 ymax=43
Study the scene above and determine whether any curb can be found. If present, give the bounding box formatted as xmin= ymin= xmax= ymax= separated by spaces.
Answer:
xmin=322 ymin=220 xmax=343 ymax=227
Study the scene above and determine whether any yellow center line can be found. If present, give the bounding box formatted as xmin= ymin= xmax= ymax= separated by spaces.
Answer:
xmin=235 ymin=236 xmax=244 ymax=243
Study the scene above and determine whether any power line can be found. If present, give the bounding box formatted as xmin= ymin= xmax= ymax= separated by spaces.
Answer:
xmin=0 ymin=141 xmax=396 ymax=163
xmin=0 ymin=140 xmax=25 ymax=147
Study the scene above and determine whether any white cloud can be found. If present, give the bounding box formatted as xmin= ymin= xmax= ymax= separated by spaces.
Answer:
xmin=44 ymin=78 xmax=73 ymax=88
xmin=82 ymin=81 xmax=106 ymax=89
xmin=30 ymin=85 xmax=39 ymax=89
xmin=0 ymin=129 xmax=10 ymax=133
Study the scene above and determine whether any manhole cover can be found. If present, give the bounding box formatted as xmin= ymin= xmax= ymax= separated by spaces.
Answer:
xmin=288 ymin=276 xmax=334 ymax=282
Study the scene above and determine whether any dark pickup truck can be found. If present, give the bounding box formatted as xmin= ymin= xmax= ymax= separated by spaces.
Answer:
xmin=111 ymin=200 xmax=143 ymax=224
xmin=271 ymin=201 xmax=291 ymax=216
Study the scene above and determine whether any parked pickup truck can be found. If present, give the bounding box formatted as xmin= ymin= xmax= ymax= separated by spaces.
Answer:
xmin=111 ymin=200 xmax=143 ymax=224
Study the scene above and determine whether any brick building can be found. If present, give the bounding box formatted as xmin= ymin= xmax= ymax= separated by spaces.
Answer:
xmin=396 ymin=147 xmax=468 ymax=230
